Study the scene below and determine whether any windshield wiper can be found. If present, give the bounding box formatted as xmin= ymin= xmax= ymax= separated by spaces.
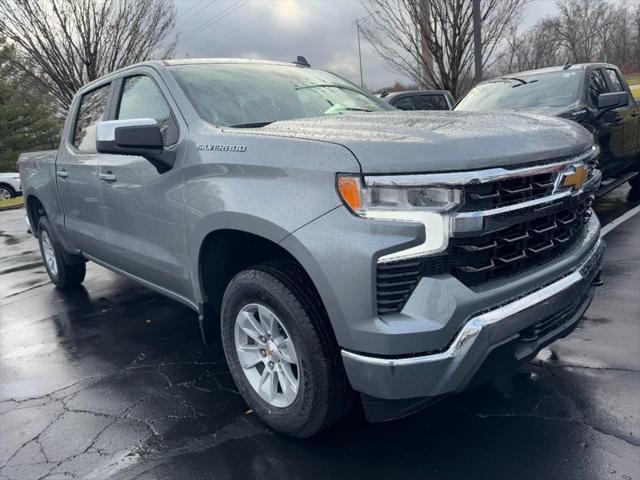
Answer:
xmin=506 ymin=77 xmax=529 ymax=85
xmin=229 ymin=121 xmax=274 ymax=128
xmin=295 ymin=84 xmax=368 ymax=96
xmin=489 ymin=77 xmax=534 ymax=87
xmin=335 ymin=107 xmax=373 ymax=112
xmin=508 ymin=77 xmax=539 ymax=88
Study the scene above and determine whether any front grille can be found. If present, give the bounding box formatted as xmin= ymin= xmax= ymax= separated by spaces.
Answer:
xmin=448 ymin=198 xmax=592 ymax=285
xmin=461 ymin=172 xmax=556 ymax=211
xmin=376 ymin=186 xmax=595 ymax=315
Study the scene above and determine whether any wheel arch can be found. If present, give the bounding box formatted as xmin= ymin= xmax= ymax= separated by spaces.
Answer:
xmin=26 ymin=194 xmax=47 ymax=235
xmin=193 ymin=213 xmax=328 ymax=326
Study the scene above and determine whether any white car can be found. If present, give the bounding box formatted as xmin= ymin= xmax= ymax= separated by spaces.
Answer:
xmin=0 ymin=172 xmax=22 ymax=200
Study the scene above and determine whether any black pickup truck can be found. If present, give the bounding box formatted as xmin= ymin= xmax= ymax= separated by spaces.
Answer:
xmin=456 ymin=63 xmax=640 ymax=193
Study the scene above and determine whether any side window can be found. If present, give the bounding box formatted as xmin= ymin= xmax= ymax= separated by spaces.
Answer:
xmin=117 ymin=76 xmax=178 ymax=146
xmin=392 ymin=96 xmax=416 ymax=111
xmin=415 ymin=94 xmax=449 ymax=110
xmin=606 ymin=68 xmax=624 ymax=92
xmin=73 ymin=84 xmax=111 ymax=152
xmin=589 ymin=70 xmax=609 ymax=106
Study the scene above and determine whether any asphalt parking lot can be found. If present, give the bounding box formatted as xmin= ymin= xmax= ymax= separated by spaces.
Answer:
xmin=1 ymin=185 xmax=639 ymax=480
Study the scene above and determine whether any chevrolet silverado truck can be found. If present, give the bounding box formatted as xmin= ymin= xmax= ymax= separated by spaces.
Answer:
xmin=455 ymin=63 xmax=640 ymax=194
xmin=19 ymin=58 xmax=605 ymax=437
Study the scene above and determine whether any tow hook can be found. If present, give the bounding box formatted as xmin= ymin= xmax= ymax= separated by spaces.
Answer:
xmin=591 ymin=270 xmax=604 ymax=287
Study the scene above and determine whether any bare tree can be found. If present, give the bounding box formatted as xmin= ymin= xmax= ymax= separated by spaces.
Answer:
xmin=555 ymin=0 xmax=615 ymax=63
xmin=0 ymin=0 xmax=176 ymax=112
xmin=360 ymin=0 xmax=530 ymax=98
xmin=496 ymin=17 xmax=563 ymax=74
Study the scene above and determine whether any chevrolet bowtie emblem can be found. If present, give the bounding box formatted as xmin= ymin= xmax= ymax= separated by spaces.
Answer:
xmin=562 ymin=165 xmax=588 ymax=191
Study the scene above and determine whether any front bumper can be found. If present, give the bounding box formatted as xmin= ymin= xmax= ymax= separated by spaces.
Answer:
xmin=341 ymin=237 xmax=605 ymax=402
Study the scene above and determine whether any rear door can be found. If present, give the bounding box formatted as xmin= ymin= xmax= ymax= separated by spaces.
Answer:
xmin=56 ymin=82 xmax=112 ymax=255
xmin=96 ymin=70 xmax=190 ymax=297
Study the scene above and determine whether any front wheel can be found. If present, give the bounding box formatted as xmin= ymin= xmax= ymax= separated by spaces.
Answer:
xmin=220 ymin=260 xmax=353 ymax=437
xmin=37 ymin=217 xmax=86 ymax=289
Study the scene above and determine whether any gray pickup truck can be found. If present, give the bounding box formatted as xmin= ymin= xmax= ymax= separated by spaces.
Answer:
xmin=19 ymin=58 xmax=605 ymax=437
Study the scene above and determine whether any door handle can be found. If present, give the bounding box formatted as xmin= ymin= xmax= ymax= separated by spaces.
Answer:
xmin=631 ymin=111 xmax=639 ymax=117
xmin=56 ymin=169 xmax=68 ymax=179
xmin=98 ymin=172 xmax=117 ymax=182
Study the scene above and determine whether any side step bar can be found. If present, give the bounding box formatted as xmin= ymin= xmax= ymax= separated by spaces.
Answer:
xmin=596 ymin=172 xmax=638 ymax=197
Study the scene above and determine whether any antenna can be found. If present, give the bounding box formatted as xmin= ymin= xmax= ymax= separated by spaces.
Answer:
xmin=294 ymin=56 xmax=310 ymax=67
xmin=563 ymin=61 xmax=572 ymax=70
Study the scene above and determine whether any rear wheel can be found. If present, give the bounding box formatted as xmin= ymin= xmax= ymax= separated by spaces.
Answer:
xmin=0 ymin=184 xmax=15 ymax=200
xmin=220 ymin=260 xmax=353 ymax=437
xmin=37 ymin=217 xmax=86 ymax=289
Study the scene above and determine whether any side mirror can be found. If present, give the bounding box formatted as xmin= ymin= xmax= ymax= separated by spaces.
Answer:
xmin=597 ymin=91 xmax=629 ymax=111
xmin=96 ymin=119 xmax=175 ymax=173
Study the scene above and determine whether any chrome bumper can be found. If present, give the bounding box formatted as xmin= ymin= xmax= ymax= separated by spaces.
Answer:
xmin=341 ymin=238 xmax=605 ymax=399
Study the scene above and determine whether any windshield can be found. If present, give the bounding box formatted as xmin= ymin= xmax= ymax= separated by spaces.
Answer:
xmin=455 ymin=70 xmax=584 ymax=111
xmin=169 ymin=63 xmax=392 ymax=127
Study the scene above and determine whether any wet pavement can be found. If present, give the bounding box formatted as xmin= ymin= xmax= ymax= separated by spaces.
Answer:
xmin=0 ymin=186 xmax=639 ymax=480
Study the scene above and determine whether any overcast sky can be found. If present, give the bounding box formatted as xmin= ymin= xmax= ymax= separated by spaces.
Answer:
xmin=174 ymin=0 xmax=559 ymax=90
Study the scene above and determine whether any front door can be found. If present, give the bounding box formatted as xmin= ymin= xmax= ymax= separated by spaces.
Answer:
xmin=587 ymin=68 xmax=625 ymax=178
xmin=96 ymin=73 xmax=190 ymax=298
xmin=56 ymin=82 xmax=112 ymax=256
xmin=604 ymin=68 xmax=638 ymax=174
xmin=604 ymin=67 xmax=640 ymax=167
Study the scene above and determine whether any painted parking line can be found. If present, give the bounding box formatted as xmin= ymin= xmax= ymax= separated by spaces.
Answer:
xmin=601 ymin=202 xmax=640 ymax=236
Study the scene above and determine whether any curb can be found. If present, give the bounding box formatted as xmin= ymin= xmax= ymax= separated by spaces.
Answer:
xmin=0 ymin=202 xmax=24 ymax=212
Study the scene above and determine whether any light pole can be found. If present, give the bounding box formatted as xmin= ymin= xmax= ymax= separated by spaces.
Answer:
xmin=356 ymin=12 xmax=377 ymax=89
xmin=473 ymin=0 xmax=482 ymax=83
xmin=357 ymin=18 xmax=364 ymax=88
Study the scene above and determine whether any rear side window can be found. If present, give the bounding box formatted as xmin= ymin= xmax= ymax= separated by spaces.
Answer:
xmin=588 ymin=70 xmax=609 ymax=106
xmin=117 ymin=76 xmax=178 ymax=146
xmin=392 ymin=96 xmax=416 ymax=110
xmin=415 ymin=94 xmax=449 ymax=110
xmin=606 ymin=68 xmax=624 ymax=92
xmin=73 ymin=84 xmax=111 ymax=152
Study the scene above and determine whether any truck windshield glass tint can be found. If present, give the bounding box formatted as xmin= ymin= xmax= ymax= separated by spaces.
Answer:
xmin=118 ymin=76 xmax=178 ymax=145
xmin=416 ymin=95 xmax=448 ymax=110
xmin=589 ymin=70 xmax=609 ymax=105
xmin=456 ymin=71 xmax=582 ymax=111
xmin=605 ymin=69 xmax=624 ymax=92
xmin=73 ymin=84 xmax=110 ymax=152
xmin=169 ymin=64 xmax=392 ymax=126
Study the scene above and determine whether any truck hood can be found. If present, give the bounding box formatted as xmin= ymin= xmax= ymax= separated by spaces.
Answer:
xmin=231 ymin=111 xmax=593 ymax=174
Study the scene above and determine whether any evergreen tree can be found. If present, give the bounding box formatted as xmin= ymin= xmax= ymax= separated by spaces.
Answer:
xmin=0 ymin=37 xmax=61 ymax=172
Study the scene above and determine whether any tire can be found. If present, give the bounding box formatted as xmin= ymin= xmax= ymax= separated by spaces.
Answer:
xmin=220 ymin=259 xmax=353 ymax=437
xmin=37 ymin=217 xmax=86 ymax=289
xmin=629 ymin=173 xmax=640 ymax=189
xmin=0 ymin=184 xmax=15 ymax=200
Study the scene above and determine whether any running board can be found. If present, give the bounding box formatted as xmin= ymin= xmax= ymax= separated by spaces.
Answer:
xmin=596 ymin=172 xmax=638 ymax=197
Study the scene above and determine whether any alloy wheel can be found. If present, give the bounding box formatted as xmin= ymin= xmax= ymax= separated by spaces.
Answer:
xmin=234 ymin=303 xmax=300 ymax=408
xmin=41 ymin=231 xmax=58 ymax=276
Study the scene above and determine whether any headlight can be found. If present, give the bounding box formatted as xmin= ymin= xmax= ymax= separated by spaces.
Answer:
xmin=337 ymin=175 xmax=462 ymax=262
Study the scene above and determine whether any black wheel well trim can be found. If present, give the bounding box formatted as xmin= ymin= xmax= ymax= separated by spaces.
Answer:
xmin=26 ymin=195 xmax=47 ymax=235
xmin=196 ymin=228 xmax=330 ymax=342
